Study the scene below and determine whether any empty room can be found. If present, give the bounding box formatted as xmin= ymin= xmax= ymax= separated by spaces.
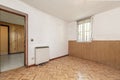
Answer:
xmin=0 ymin=0 xmax=120 ymax=80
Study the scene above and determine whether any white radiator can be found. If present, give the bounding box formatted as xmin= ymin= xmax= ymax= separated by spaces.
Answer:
xmin=35 ymin=46 xmax=49 ymax=65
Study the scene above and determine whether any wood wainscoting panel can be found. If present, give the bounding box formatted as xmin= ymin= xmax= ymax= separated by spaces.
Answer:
xmin=69 ymin=40 xmax=120 ymax=69
xmin=0 ymin=21 xmax=24 ymax=53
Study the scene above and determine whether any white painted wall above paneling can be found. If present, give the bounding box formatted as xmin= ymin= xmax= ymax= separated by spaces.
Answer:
xmin=93 ymin=7 xmax=120 ymax=40
xmin=67 ymin=7 xmax=120 ymax=40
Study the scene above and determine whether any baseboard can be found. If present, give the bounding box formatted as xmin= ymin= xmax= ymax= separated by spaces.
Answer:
xmin=27 ymin=54 xmax=69 ymax=67
xmin=50 ymin=54 xmax=69 ymax=61
xmin=27 ymin=64 xmax=36 ymax=67
xmin=9 ymin=52 xmax=24 ymax=54
xmin=0 ymin=53 xmax=8 ymax=56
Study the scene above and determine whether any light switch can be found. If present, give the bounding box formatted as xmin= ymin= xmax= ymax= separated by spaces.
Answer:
xmin=31 ymin=38 xmax=34 ymax=42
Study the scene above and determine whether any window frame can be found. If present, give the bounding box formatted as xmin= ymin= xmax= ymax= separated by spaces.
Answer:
xmin=77 ymin=17 xmax=93 ymax=43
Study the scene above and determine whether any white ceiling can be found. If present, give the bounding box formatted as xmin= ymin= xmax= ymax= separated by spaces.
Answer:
xmin=0 ymin=10 xmax=24 ymax=25
xmin=21 ymin=0 xmax=120 ymax=22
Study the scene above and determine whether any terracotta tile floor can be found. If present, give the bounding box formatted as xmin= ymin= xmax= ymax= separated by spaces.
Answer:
xmin=0 ymin=56 xmax=120 ymax=80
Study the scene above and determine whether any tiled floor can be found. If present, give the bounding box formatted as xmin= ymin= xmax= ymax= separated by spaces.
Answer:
xmin=0 ymin=53 xmax=24 ymax=72
xmin=0 ymin=56 xmax=120 ymax=80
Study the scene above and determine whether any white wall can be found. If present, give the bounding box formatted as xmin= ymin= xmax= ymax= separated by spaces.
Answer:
xmin=0 ymin=0 xmax=68 ymax=65
xmin=93 ymin=7 xmax=120 ymax=40
xmin=67 ymin=22 xmax=77 ymax=40
xmin=68 ymin=7 xmax=120 ymax=40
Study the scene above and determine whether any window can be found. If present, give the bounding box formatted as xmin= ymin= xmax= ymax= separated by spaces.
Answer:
xmin=77 ymin=18 xmax=92 ymax=42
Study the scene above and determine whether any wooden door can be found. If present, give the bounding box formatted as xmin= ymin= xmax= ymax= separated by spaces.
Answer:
xmin=0 ymin=26 xmax=8 ymax=55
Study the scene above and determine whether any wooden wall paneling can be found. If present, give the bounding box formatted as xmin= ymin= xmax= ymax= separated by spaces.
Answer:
xmin=17 ymin=27 xmax=21 ymax=52
xmin=0 ymin=26 xmax=1 ymax=55
xmin=10 ymin=25 xmax=16 ymax=53
xmin=0 ymin=21 xmax=24 ymax=53
xmin=12 ymin=25 xmax=24 ymax=53
xmin=17 ymin=26 xmax=24 ymax=52
xmin=15 ymin=26 xmax=18 ymax=53
xmin=69 ymin=41 xmax=120 ymax=69
xmin=0 ymin=28 xmax=1 ymax=55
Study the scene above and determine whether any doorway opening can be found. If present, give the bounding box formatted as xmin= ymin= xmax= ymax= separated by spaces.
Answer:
xmin=0 ymin=5 xmax=28 ymax=72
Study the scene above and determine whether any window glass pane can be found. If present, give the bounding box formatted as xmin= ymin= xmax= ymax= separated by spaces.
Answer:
xmin=85 ymin=23 xmax=88 ymax=31
xmin=79 ymin=24 xmax=83 ymax=31
xmin=77 ymin=18 xmax=92 ymax=42
xmin=86 ymin=22 xmax=90 ymax=31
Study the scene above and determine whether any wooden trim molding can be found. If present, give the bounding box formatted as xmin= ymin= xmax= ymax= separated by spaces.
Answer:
xmin=50 ymin=54 xmax=69 ymax=61
xmin=0 ymin=5 xmax=28 ymax=66
xmin=69 ymin=40 xmax=120 ymax=69
xmin=0 ymin=21 xmax=24 ymax=26
xmin=0 ymin=5 xmax=27 ymax=17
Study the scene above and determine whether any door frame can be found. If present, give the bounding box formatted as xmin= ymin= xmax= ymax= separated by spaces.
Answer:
xmin=0 ymin=5 xmax=28 ymax=66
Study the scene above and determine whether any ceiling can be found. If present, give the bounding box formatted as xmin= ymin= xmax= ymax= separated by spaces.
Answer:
xmin=0 ymin=10 xmax=24 ymax=25
xmin=21 ymin=0 xmax=120 ymax=22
